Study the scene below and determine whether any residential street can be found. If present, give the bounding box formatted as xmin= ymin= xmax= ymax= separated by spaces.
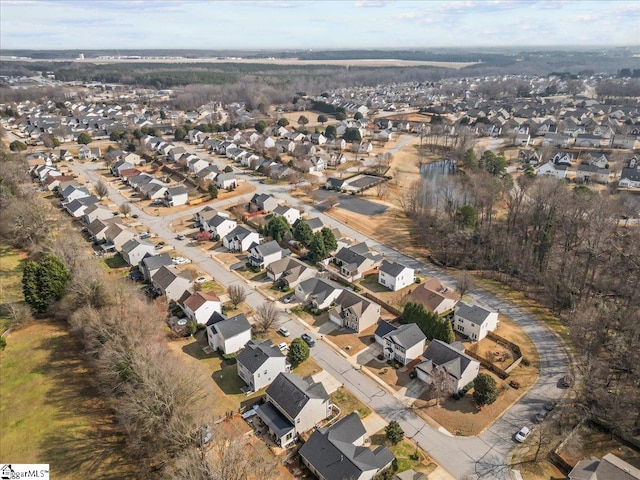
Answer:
xmin=70 ymin=160 xmax=570 ymax=480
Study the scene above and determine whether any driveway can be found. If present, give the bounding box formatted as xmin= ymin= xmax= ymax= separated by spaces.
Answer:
xmin=69 ymin=160 xmax=570 ymax=480
xmin=314 ymin=189 xmax=388 ymax=216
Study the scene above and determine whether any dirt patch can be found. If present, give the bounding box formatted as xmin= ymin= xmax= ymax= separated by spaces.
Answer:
xmin=325 ymin=323 xmax=378 ymax=356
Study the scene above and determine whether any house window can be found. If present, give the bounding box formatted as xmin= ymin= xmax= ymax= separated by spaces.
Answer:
xmin=264 ymin=370 xmax=267 ymax=375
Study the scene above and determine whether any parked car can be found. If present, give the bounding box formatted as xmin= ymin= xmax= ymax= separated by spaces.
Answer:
xmin=534 ymin=409 xmax=549 ymax=423
xmin=173 ymin=257 xmax=188 ymax=265
xmin=131 ymin=214 xmax=139 ymax=219
xmin=514 ymin=426 xmax=531 ymax=443
xmin=176 ymin=234 xmax=185 ymax=240
xmin=139 ymin=232 xmax=150 ymax=239
xmin=283 ymin=294 xmax=295 ymax=304
xmin=277 ymin=342 xmax=288 ymax=352
xmin=544 ymin=401 xmax=557 ymax=411
xmin=154 ymin=244 xmax=163 ymax=250
xmin=301 ymin=333 xmax=315 ymax=347
xmin=278 ymin=326 xmax=291 ymax=337
xmin=196 ymin=276 xmax=207 ymax=284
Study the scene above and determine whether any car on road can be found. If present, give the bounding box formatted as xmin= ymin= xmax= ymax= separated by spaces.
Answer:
xmin=544 ymin=400 xmax=557 ymax=411
xmin=301 ymin=333 xmax=315 ymax=347
xmin=283 ymin=294 xmax=295 ymax=304
xmin=196 ymin=277 xmax=207 ymax=284
xmin=278 ymin=326 xmax=291 ymax=337
xmin=132 ymin=214 xmax=139 ymax=219
xmin=561 ymin=374 xmax=574 ymax=388
xmin=514 ymin=426 xmax=531 ymax=443
xmin=277 ymin=342 xmax=288 ymax=352
xmin=534 ymin=409 xmax=549 ymax=423
xmin=176 ymin=234 xmax=185 ymax=240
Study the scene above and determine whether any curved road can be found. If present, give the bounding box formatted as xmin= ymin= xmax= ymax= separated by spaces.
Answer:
xmin=71 ymin=159 xmax=570 ymax=480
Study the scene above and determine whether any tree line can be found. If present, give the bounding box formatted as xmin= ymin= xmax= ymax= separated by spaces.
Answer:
xmin=402 ymin=159 xmax=640 ymax=439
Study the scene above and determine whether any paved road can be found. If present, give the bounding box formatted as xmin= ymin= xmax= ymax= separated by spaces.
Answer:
xmin=70 ymin=160 xmax=570 ymax=480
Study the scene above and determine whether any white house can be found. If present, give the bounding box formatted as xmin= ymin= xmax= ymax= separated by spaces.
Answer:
xmin=205 ymin=312 xmax=251 ymax=354
xmin=378 ymin=260 xmax=414 ymax=292
xmin=536 ymin=162 xmax=568 ymax=180
xmin=236 ymin=339 xmax=290 ymax=392
xmin=180 ymin=291 xmax=222 ymax=325
xmin=140 ymin=253 xmax=173 ymax=282
xmin=151 ymin=265 xmax=194 ymax=302
xmin=215 ymin=172 xmax=238 ymax=189
xmin=453 ymin=302 xmax=499 ymax=341
xmin=247 ymin=240 xmax=289 ymax=269
xmin=328 ymin=289 xmax=381 ymax=333
xmin=120 ymin=238 xmax=156 ymax=267
xmin=164 ymin=186 xmax=189 ymax=207
xmin=205 ymin=214 xmax=237 ymax=239
xmin=222 ymin=226 xmax=262 ymax=252
xmin=272 ymin=205 xmax=301 ymax=225
xmin=415 ymin=340 xmax=480 ymax=394
xmin=375 ymin=322 xmax=426 ymax=366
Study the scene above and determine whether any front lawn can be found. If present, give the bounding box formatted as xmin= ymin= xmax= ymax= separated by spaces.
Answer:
xmin=330 ymin=387 xmax=371 ymax=419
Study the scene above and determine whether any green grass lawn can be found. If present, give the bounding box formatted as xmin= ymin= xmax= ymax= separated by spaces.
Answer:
xmin=369 ymin=432 xmax=437 ymax=475
xmin=0 ymin=321 xmax=133 ymax=478
xmin=0 ymin=245 xmax=27 ymax=331
xmin=200 ymin=280 xmax=226 ymax=296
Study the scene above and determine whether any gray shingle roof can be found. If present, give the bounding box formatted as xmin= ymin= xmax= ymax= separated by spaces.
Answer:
xmin=266 ymin=372 xmax=329 ymax=420
xmin=417 ymin=339 xmax=477 ymax=381
xmin=236 ymin=339 xmax=284 ymax=374
xmin=299 ymin=412 xmax=394 ymax=480
xmin=455 ymin=302 xmax=494 ymax=326
xmin=374 ymin=320 xmax=397 ymax=338
xmin=384 ymin=323 xmax=426 ymax=350
xmin=207 ymin=313 xmax=251 ymax=341
xmin=251 ymin=239 xmax=283 ymax=257
xmin=380 ymin=259 xmax=411 ymax=277
xmin=141 ymin=253 xmax=172 ymax=271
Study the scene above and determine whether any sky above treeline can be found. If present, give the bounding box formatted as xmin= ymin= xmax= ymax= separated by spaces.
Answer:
xmin=1 ymin=0 xmax=639 ymax=50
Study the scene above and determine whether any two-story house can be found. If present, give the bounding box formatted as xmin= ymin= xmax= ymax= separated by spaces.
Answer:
xmin=222 ymin=226 xmax=262 ymax=252
xmin=415 ymin=340 xmax=480 ymax=394
xmin=180 ymin=291 xmax=222 ymax=325
xmin=255 ymin=372 xmax=331 ymax=447
xmin=250 ymin=193 xmax=279 ymax=213
xmin=151 ymin=265 xmax=194 ymax=302
xmin=140 ymin=253 xmax=173 ymax=282
xmin=272 ymin=205 xmax=301 ymax=225
xmin=378 ymin=260 xmax=415 ymax=292
xmin=375 ymin=322 xmax=426 ymax=366
xmin=205 ymin=312 xmax=251 ymax=354
xmin=332 ymin=243 xmax=383 ymax=282
xmin=328 ymin=289 xmax=381 ymax=333
xmin=247 ymin=240 xmax=289 ymax=269
xmin=164 ymin=186 xmax=189 ymax=207
xmin=295 ymin=277 xmax=343 ymax=310
xmin=409 ymin=278 xmax=460 ymax=316
xmin=236 ymin=339 xmax=290 ymax=392
xmin=120 ymin=238 xmax=156 ymax=267
xmin=299 ymin=412 xmax=394 ymax=480
xmin=266 ymin=256 xmax=316 ymax=289
xmin=453 ymin=302 xmax=499 ymax=341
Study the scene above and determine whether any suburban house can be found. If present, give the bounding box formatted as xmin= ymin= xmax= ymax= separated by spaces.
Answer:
xmin=64 ymin=195 xmax=98 ymax=218
xmin=180 ymin=291 xmax=222 ymax=325
xmin=332 ymin=242 xmax=383 ymax=282
xmin=619 ymin=167 xmax=640 ymax=189
xmin=140 ymin=253 xmax=173 ymax=282
xmin=103 ymin=223 xmax=136 ymax=251
xmin=60 ymin=184 xmax=91 ymax=203
xmin=612 ymin=134 xmax=639 ymax=150
xmin=378 ymin=260 xmax=415 ymax=292
xmin=87 ymin=217 xmax=117 ymax=243
xmin=415 ymin=340 xmax=480 ymax=393
xmin=164 ymin=186 xmax=189 ymax=207
xmin=255 ymin=372 xmax=331 ymax=447
xmin=250 ymin=193 xmax=279 ymax=212
xmin=120 ymin=238 xmax=156 ymax=267
xmin=568 ymin=453 xmax=640 ymax=480
xmin=536 ymin=162 xmax=568 ymax=179
xmin=205 ymin=213 xmax=237 ymax=239
xmin=222 ymin=226 xmax=262 ymax=252
xmin=236 ymin=339 xmax=290 ymax=392
xmin=110 ymin=160 xmax=134 ymax=177
xmin=82 ymin=203 xmax=113 ymax=224
xmin=299 ymin=412 xmax=394 ymax=480
xmin=575 ymin=164 xmax=610 ymax=184
xmin=205 ymin=312 xmax=252 ymax=354
xmin=453 ymin=302 xmax=499 ymax=341
xmin=272 ymin=205 xmax=301 ymax=225
xmin=295 ymin=216 xmax=325 ymax=233
xmin=247 ymin=239 xmax=289 ymax=269
xmin=215 ymin=172 xmax=238 ymax=190
xmin=151 ymin=265 xmax=194 ymax=302
xmin=295 ymin=277 xmax=343 ymax=310
xmin=266 ymin=256 xmax=315 ymax=288
xmin=409 ymin=278 xmax=460 ymax=316
xmin=375 ymin=321 xmax=426 ymax=366
xmin=328 ymin=289 xmax=381 ymax=333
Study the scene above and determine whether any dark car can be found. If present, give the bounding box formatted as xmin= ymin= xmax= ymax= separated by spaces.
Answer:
xmin=534 ymin=409 xmax=549 ymax=423
xmin=561 ymin=374 xmax=574 ymax=388
xmin=132 ymin=214 xmax=139 ymax=219
xmin=301 ymin=333 xmax=315 ymax=347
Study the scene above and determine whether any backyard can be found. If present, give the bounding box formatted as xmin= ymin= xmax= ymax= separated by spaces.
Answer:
xmin=0 ymin=244 xmax=26 ymax=331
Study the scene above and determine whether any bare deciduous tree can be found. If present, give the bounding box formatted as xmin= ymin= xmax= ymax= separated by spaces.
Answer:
xmin=456 ymin=272 xmax=473 ymax=298
xmin=118 ymin=202 xmax=132 ymax=217
xmin=227 ymin=284 xmax=247 ymax=308
xmin=254 ymin=303 xmax=280 ymax=333
xmin=94 ymin=180 xmax=109 ymax=200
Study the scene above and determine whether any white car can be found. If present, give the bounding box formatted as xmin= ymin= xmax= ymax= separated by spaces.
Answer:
xmin=514 ymin=426 xmax=531 ymax=443
xmin=277 ymin=326 xmax=291 ymax=337
xmin=173 ymin=257 xmax=188 ymax=265
xmin=195 ymin=276 xmax=207 ymax=284
xmin=277 ymin=342 xmax=288 ymax=352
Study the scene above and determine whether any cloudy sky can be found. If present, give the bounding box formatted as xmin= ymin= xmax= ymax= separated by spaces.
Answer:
xmin=1 ymin=0 xmax=639 ymax=50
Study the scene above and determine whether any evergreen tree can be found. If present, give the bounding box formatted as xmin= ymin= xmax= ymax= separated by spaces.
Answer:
xmin=293 ymin=219 xmax=313 ymax=246
xmin=473 ymin=373 xmax=498 ymax=406
xmin=22 ymin=254 xmax=70 ymax=313
xmin=308 ymin=231 xmax=327 ymax=263
xmin=287 ymin=338 xmax=310 ymax=368
xmin=266 ymin=216 xmax=290 ymax=242
xmin=321 ymin=227 xmax=337 ymax=253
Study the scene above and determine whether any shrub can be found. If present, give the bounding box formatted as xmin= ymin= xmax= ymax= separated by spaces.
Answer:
xmin=385 ymin=421 xmax=404 ymax=444
xmin=377 ymin=354 xmax=384 ymax=361
xmin=415 ymin=277 xmax=421 ymax=284
xmin=521 ymin=357 xmax=530 ymax=367
xmin=473 ymin=373 xmax=499 ymax=406
xmin=0 ymin=336 xmax=6 ymax=350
